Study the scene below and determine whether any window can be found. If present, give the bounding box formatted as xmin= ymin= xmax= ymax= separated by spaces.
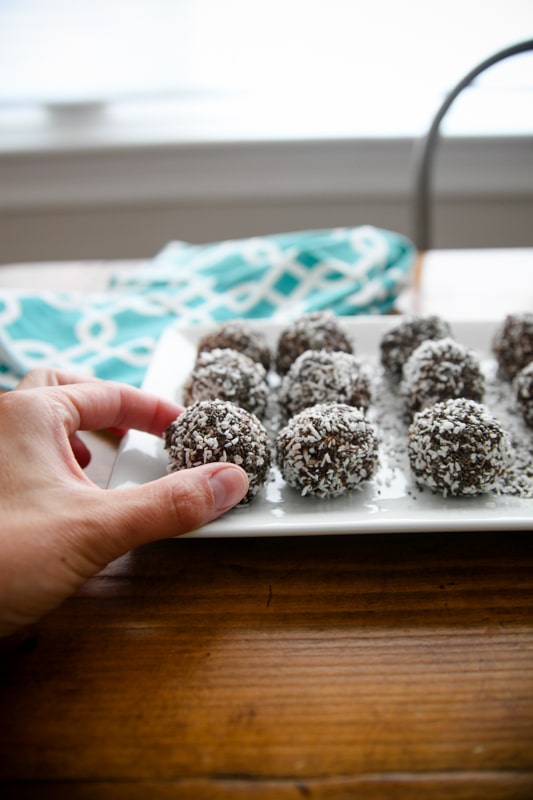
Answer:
xmin=0 ymin=0 xmax=532 ymax=153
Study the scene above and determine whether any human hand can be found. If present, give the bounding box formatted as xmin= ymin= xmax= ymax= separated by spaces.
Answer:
xmin=0 ymin=369 xmax=249 ymax=637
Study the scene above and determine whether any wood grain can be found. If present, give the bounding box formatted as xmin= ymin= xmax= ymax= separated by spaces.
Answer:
xmin=2 ymin=252 xmax=533 ymax=798
xmin=1 ymin=532 xmax=532 ymax=798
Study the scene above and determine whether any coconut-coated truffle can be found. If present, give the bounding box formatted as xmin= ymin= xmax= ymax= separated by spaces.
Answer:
xmin=183 ymin=348 xmax=269 ymax=418
xmin=196 ymin=320 xmax=272 ymax=370
xmin=515 ymin=361 xmax=533 ymax=428
xmin=407 ymin=398 xmax=512 ymax=496
xmin=164 ymin=399 xmax=272 ymax=505
xmin=492 ymin=313 xmax=533 ymax=380
xmin=400 ymin=337 xmax=484 ymax=417
xmin=278 ymin=349 xmax=371 ymax=420
xmin=276 ymin=403 xmax=379 ymax=497
xmin=380 ymin=314 xmax=452 ymax=382
xmin=275 ymin=311 xmax=353 ymax=375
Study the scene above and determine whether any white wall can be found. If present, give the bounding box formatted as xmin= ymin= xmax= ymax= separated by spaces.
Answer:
xmin=1 ymin=137 xmax=532 ymax=263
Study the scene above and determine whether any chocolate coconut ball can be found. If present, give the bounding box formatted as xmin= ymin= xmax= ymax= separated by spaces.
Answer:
xmin=278 ymin=349 xmax=371 ymax=420
xmin=407 ymin=398 xmax=512 ymax=496
xmin=515 ymin=361 xmax=533 ymax=428
xmin=400 ymin=337 xmax=484 ymax=417
xmin=275 ymin=311 xmax=353 ymax=375
xmin=276 ymin=403 xmax=379 ymax=498
xmin=196 ymin=320 xmax=271 ymax=370
xmin=183 ymin=348 xmax=269 ymax=418
xmin=164 ymin=399 xmax=272 ymax=505
xmin=492 ymin=313 xmax=533 ymax=380
xmin=380 ymin=314 xmax=452 ymax=382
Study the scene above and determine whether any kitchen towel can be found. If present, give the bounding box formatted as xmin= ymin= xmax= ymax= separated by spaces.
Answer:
xmin=0 ymin=226 xmax=415 ymax=389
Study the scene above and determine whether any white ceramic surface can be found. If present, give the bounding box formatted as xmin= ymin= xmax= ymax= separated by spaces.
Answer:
xmin=107 ymin=317 xmax=533 ymax=536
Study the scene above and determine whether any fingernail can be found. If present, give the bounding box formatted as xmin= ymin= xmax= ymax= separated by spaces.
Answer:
xmin=208 ymin=465 xmax=249 ymax=511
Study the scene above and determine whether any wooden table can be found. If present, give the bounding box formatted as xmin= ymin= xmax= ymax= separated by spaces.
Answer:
xmin=1 ymin=250 xmax=532 ymax=799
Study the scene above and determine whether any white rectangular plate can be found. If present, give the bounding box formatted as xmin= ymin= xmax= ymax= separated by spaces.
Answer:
xmin=108 ymin=317 xmax=533 ymax=536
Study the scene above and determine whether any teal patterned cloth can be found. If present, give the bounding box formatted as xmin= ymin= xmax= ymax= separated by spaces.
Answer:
xmin=0 ymin=226 xmax=415 ymax=389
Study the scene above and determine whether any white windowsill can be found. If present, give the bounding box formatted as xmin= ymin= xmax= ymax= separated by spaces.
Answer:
xmin=0 ymin=89 xmax=532 ymax=212
xmin=1 ymin=136 xmax=532 ymax=212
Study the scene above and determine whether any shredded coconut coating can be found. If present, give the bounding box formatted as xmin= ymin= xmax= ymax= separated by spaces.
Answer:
xmin=279 ymin=349 xmax=371 ymax=420
xmin=380 ymin=314 xmax=452 ymax=382
xmin=275 ymin=311 xmax=353 ymax=375
xmin=400 ymin=337 xmax=484 ymax=417
xmin=515 ymin=361 xmax=533 ymax=428
xmin=407 ymin=398 xmax=512 ymax=496
xmin=196 ymin=320 xmax=271 ymax=370
xmin=276 ymin=402 xmax=379 ymax=497
xmin=492 ymin=312 xmax=533 ymax=380
xmin=164 ymin=399 xmax=272 ymax=504
xmin=183 ymin=348 xmax=269 ymax=418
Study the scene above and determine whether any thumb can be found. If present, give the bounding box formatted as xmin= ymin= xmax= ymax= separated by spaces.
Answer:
xmin=102 ymin=463 xmax=249 ymax=552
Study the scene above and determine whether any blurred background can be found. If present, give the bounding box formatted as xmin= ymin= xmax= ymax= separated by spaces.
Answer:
xmin=0 ymin=0 xmax=532 ymax=262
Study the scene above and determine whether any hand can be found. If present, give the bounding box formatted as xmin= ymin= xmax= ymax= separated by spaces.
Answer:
xmin=0 ymin=368 xmax=249 ymax=637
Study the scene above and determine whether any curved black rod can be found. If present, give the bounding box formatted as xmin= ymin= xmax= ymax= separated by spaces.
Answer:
xmin=411 ymin=38 xmax=533 ymax=252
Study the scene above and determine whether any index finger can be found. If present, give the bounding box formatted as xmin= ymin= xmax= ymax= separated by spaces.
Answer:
xmin=45 ymin=381 xmax=184 ymax=437
xmin=16 ymin=367 xmax=99 ymax=391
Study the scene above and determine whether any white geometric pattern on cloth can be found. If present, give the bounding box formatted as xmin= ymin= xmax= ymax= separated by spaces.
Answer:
xmin=0 ymin=294 xmax=21 ymax=326
xmin=0 ymin=226 xmax=415 ymax=389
